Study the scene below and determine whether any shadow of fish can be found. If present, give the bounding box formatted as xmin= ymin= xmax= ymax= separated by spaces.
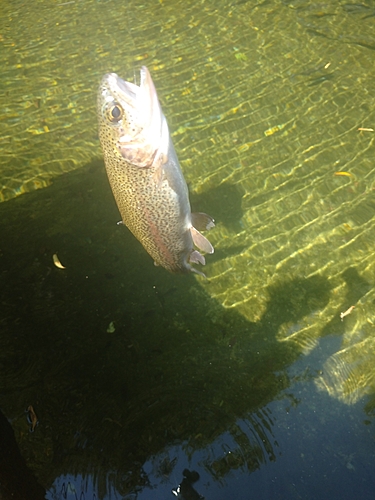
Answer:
xmin=97 ymin=66 xmax=214 ymax=277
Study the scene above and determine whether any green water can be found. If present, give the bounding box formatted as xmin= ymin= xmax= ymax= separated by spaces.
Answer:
xmin=0 ymin=0 xmax=375 ymax=498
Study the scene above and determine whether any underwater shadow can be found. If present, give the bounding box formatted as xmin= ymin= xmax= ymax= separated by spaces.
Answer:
xmin=0 ymin=162 xmax=332 ymax=497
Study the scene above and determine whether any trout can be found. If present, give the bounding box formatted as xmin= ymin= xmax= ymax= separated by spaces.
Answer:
xmin=97 ymin=66 xmax=214 ymax=276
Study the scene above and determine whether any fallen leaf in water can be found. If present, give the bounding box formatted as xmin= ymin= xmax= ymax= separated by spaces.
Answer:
xmin=53 ymin=253 xmax=66 ymax=269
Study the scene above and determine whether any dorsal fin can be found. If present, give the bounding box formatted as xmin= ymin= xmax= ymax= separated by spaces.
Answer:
xmin=191 ymin=212 xmax=215 ymax=231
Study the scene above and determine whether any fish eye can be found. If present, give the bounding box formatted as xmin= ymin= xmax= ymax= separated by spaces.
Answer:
xmin=106 ymin=102 xmax=123 ymax=123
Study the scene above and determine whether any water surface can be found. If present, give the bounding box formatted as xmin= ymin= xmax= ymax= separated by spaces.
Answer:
xmin=0 ymin=0 xmax=374 ymax=498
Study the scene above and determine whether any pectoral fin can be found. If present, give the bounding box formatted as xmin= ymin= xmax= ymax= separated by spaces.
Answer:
xmin=190 ymin=226 xmax=214 ymax=254
xmin=118 ymin=140 xmax=157 ymax=168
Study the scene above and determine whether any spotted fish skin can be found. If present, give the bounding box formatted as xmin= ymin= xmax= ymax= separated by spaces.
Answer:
xmin=97 ymin=66 xmax=214 ymax=276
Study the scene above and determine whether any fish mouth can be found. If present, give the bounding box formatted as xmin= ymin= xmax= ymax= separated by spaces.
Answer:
xmin=138 ymin=66 xmax=163 ymax=136
xmin=103 ymin=73 xmax=138 ymax=107
xmin=102 ymin=68 xmax=162 ymax=131
xmin=113 ymin=73 xmax=138 ymax=101
xmin=99 ymin=67 xmax=170 ymax=169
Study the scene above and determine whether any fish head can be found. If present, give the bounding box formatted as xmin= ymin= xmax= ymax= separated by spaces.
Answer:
xmin=97 ymin=66 xmax=169 ymax=168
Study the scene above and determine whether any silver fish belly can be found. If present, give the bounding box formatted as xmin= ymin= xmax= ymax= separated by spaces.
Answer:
xmin=97 ymin=66 xmax=214 ymax=276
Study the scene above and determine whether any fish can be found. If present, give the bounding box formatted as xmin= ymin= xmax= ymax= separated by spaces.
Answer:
xmin=97 ymin=66 xmax=214 ymax=277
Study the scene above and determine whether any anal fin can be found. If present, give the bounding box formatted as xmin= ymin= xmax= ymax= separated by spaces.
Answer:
xmin=190 ymin=250 xmax=206 ymax=266
xmin=190 ymin=226 xmax=214 ymax=254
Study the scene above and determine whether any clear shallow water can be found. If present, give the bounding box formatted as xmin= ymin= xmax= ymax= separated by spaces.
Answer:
xmin=0 ymin=0 xmax=375 ymax=498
